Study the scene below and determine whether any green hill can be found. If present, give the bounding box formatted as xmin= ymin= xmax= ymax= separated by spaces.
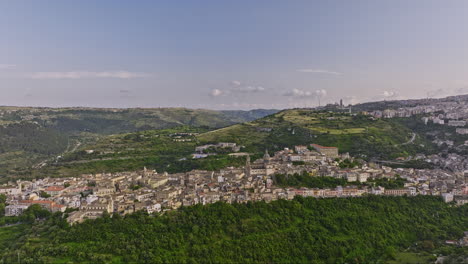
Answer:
xmin=0 ymin=107 xmax=278 ymax=180
xmin=0 ymin=122 xmax=69 ymax=175
xmin=14 ymin=109 xmax=437 ymax=181
xmin=198 ymin=109 xmax=434 ymax=159
xmin=18 ymin=127 xmax=248 ymax=180
xmin=0 ymin=107 xmax=279 ymax=135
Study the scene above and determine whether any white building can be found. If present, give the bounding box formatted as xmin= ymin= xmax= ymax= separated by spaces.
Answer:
xmin=441 ymin=193 xmax=454 ymax=203
xmin=456 ymin=128 xmax=468 ymax=135
xmin=448 ymin=120 xmax=466 ymax=127
xmin=5 ymin=204 xmax=29 ymax=216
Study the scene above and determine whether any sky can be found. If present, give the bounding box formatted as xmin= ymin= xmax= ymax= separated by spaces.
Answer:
xmin=1 ymin=0 xmax=468 ymax=110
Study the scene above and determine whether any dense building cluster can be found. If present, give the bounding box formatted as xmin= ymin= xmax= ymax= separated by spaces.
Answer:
xmin=2 ymin=143 xmax=467 ymax=224
xmin=364 ymin=99 xmax=468 ymax=120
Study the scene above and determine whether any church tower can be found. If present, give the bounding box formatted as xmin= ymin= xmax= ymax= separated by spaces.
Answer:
xmin=263 ymin=149 xmax=271 ymax=163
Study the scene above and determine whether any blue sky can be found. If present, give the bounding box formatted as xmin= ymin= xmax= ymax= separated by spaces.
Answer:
xmin=1 ymin=0 xmax=468 ymax=109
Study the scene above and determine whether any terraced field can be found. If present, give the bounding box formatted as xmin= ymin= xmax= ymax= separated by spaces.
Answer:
xmin=198 ymin=109 xmax=434 ymax=159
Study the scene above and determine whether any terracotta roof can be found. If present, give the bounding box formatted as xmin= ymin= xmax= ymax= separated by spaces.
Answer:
xmin=19 ymin=200 xmax=53 ymax=205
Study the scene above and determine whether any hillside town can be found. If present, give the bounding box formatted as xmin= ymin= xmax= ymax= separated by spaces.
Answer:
xmin=364 ymin=96 xmax=468 ymax=125
xmin=2 ymin=143 xmax=467 ymax=224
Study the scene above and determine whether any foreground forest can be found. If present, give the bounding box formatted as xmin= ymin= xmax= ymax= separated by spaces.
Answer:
xmin=1 ymin=196 xmax=466 ymax=263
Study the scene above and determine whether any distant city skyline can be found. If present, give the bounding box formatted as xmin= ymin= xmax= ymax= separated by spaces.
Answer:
xmin=1 ymin=0 xmax=468 ymax=109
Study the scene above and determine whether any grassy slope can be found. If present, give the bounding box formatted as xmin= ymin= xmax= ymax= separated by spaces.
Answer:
xmin=0 ymin=108 xmax=278 ymax=180
xmin=17 ymin=109 xmax=437 ymax=180
xmin=16 ymin=127 xmax=248 ymax=180
xmin=199 ymin=109 xmax=434 ymax=159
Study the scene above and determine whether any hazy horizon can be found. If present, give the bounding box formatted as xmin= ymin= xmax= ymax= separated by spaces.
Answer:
xmin=2 ymin=1 xmax=468 ymax=110
xmin=0 ymin=91 xmax=464 ymax=111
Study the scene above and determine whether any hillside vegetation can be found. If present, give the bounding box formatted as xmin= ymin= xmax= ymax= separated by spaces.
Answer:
xmin=0 ymin=122 xmax=69 ymax=176
xmin=12 ymin=127 xmax=250 ymax=181
xmin=15 ymin=109 xmax=438 ymax=181
xmin=0 ymin=107 xmax=278 ymax=135
xmin=0 ymin=196 xmax=466 ymax=263
xmin=198 ymin=109 xmax=434 ymax=159
xmin=0 ymin=107 xmax=277 ymax=180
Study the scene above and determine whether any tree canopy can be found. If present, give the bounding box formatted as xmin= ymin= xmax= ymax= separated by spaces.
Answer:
xmin=1 ymin=196 xmax=466 ymax=263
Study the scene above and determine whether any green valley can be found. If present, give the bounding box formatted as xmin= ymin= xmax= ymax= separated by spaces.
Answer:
xmin=0 ymin=107 xmax=278 ymax=180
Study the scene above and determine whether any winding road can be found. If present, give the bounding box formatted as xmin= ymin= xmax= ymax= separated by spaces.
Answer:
xmin=397 ymin=132 xmax=416 ymax=146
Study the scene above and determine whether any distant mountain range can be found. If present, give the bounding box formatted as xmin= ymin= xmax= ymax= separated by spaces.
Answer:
xmin=0 ymin=106 xmax=279 ymax=134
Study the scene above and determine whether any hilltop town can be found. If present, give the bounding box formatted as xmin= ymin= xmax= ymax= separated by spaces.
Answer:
xmin=2 ymin=142 xmax=467 ymax=225
xmin=3 ymin=96 xmax=468 ymax=226
xmin=2 ymin=3 xmax=468 ymax=262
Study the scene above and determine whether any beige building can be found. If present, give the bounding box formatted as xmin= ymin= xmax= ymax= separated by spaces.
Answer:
xmin=310 ymin=144 xmax=339 ymax=158
xmin=384 ymin=189 xmax=411 ymax=196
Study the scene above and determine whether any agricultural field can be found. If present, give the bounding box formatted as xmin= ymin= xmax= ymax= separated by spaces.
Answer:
xmin=199 ymin=109 xmax=435 ymax=159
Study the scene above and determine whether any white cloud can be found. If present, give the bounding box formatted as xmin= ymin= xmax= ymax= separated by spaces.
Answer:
xmin=236 ymin=86 xmax=266 ymax=93
xmin=210 ymin=89 xmax=224 ymax=97
xmin=383 ymin=91 xmax=397 ymax=98
xmin=283 ymin=89 xmax=314 ymax=97
xmin=0 ymin=64 xmax=16 ymax=70
xmin=210 ymin=81 xmax=267 ymax=98
xmin=230 ymin=81 xmax=266 ymax=93
xmin=283 ymin=88 xmax=328 ymax=99
xmin=297 ymin=69 xmax=342 ymax=75
xmin=230 ymin=80 xmax=241 ymax=86
xmin=315 ymin=89 xmax=327 ymax=97
xmin=28 ymin=71 xmax=150 ymax=79
xmin=368 ymin=90 xmax=402 ymax=101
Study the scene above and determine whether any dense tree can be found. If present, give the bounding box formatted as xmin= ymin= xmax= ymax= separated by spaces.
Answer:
xmin=274 ymin=172 xmax=348 ymax=188
xmin=1 ymin=196 xmax=466 ymax=263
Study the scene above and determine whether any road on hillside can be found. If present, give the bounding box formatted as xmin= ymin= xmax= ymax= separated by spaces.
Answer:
xmin=397 ymin=132 xmax=416 ymax=146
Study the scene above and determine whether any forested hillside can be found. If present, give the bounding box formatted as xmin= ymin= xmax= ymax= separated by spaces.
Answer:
xmin=0 ymin=122 xmax=69 ymax=175
xmin=0 ymin=107 xmax=279 ymax=135
xmin=0 ymin=122 xmax=67 ymax=154
xmin=0 ymin=196 xmax=466 ymax=263
xmin=0 ymin=107 xmax=278 ymax=180
xmin=18 ymin=127 xmax=248 ymax=180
